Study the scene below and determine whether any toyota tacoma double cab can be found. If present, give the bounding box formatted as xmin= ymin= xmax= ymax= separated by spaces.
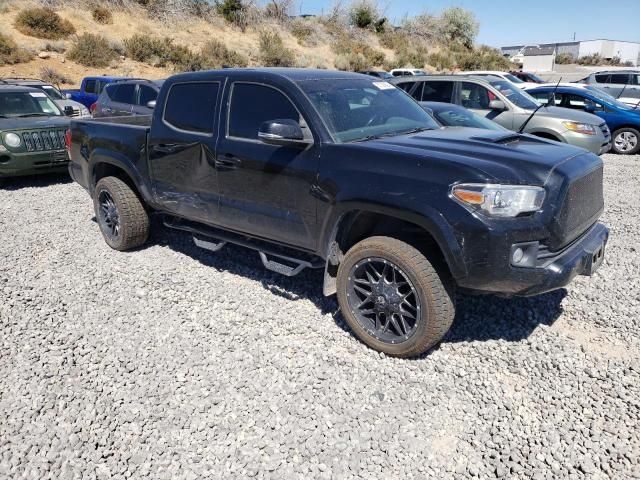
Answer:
xmin=67 ymin=69 xmax=609 ymax=357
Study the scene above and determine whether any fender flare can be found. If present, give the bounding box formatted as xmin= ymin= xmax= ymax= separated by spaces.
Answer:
xmin=88 ymin=149 xmax=154 ymax=204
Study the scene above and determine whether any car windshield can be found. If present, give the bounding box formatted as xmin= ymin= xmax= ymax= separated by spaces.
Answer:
xmin=503 ymin=73 xmax=524 ymax=84
xmin=583 ymin=85 xmax=636 ymax=110
xmin=431 ymin=105 xmax=505 ymax=131
xmin=33 ymin=84 xmax=65 ymax=100
xmin=488 ymin=79 xmax=539 ymax=110
xmin=0 ymin=91 xmax=62 ymax=117
xmin=299 ymin=78 xmax=439 ymax=142
xmin=526 ymin=73 xmax=545 ymax=83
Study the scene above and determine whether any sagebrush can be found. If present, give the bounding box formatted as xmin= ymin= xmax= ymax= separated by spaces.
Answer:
xmin=258 ymin=31 xmax=295 ymax=67
xmin=92 ymin=6 xmax=113 ymax=24
xmin=68 ymin=33 xmax=117 ymax=67
xmin=15 ymin=8 xmax=75 ymax=40
xmin=0 ymin=32 xmax=32 ymax=65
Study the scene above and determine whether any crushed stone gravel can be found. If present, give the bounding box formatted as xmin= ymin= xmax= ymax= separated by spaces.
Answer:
xmin=0 ymin=153 xmax=638 ymax=479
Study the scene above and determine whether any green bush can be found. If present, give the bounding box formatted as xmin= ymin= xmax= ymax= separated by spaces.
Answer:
xmin=0 ymin=33 xmax=33 ymax=65
xmin=349 ymin=0 xmax=377 ymax=29
xmin=438 ymin=6 xmax=478 ymax=49
xmin=555 ymin=53 xmax=575 ymax=65
xmin=334 ymin=52 xmax=368 ymax=71
xmin=201 ymin=39 xmax=247 ymax=68
xmin=258 ymin=31 xmax=295 ymax=67
xmin=68 ymin=33 xmax=117 ymax=67
xmin=92 ymin=6 xmax=113 ymax=24
xmin=15 ymin=8 xmax=75 ymax=40
xmin=215 ymin=0 xmax=245 ymax=24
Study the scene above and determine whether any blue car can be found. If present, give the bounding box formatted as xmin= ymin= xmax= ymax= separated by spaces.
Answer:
xmin=527 ymin=85 xmax=640 ymax=155
xmin=62 ymin=76 xmax=131 ymax=110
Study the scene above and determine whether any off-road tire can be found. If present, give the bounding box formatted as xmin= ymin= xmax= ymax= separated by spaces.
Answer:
xmin=611 ymin=127 xmax=640 ymax=155
xmin=93 ymin=176 xmax=149 ymax=251
xmin=336 ymin=236 xmax=455 ymax=358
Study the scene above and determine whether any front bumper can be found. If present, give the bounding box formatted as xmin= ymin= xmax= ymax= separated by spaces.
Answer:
xmin=457 ymin=223 xmax=609 ymax=297
xmin=0 ymin=149 xmax=69 ymax=178
xmin=562 ymin=130 xmax=611 ymax=155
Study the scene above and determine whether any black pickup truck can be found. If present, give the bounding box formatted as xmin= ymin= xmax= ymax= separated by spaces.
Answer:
xmin=67 ymin=68 xmax=608 ymax=357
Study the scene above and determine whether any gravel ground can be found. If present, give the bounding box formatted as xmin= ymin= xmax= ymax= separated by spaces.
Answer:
xmin=0 ymin=153 xmax=638 ymax=480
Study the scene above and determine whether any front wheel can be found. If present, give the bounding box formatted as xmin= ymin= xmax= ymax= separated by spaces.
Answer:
xmin=93 ymin=176 xmax=149 ymax=251
xmin=336 ymin=236 xmax=455 ymax=358
xmin=611 ymin=127 xmax=640 ymax=155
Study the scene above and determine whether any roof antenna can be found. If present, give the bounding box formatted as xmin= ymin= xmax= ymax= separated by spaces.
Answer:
xmin=518 ymin=77 xmax=562 ymax=134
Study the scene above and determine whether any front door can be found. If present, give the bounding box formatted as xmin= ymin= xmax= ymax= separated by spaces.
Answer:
xmin=215 ymin=81 xmax=319 ymax=250
xmin=148 ymin=80 xmax=223 ymax=224
xmin=459 ymin=81 xmax=512 ymax=129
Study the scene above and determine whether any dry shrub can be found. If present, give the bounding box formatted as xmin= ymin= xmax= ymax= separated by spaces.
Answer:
xmin=334 ymin=52 xmax=368 ymax=71
xmin=258 ymin=31 xmax=295 ymax=67
xmin=92 ymin=6 xmax=113 ymax=24
xmin=333 ymin=35 xmax=385 ymax=67
xmin=40 ymin=66 xmax=72 ymax=85
xmin=0 ymin=33 xmax=33 ymax=65
xmin=67 ymin=33 xmax=117 ymax=67
xmin=15 ymin=7 xmax=75 ymax=40
xmin=290 ymin=18 xmax=314 ymax=45
xmin=200 ymin=39 xmax=247 ymax=68
xmin=123 ymin=34 xmax=205 ymax=72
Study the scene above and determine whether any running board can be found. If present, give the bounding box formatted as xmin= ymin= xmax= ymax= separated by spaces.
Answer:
xmin=163 ymin=215 xmax=324 ymax=276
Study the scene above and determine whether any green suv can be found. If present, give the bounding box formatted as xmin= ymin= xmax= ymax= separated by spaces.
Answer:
xmin=0 ymin=85 xmax=70 ymax=183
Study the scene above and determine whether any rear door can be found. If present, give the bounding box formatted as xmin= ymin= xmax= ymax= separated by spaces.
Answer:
xmin=418 ymin=81 xmax=456 ymax=103
xmin=148 ymin=80 xmax=223 ymax=224
xmin=215 ymin=80 xmax=319 ymax=250
xmin=598 ymin=73 xmax=631 ymax=98
xmin=108 ymin=83 xmax=136 ymax=116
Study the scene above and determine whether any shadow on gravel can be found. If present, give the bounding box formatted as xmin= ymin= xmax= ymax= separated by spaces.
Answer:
xmin=0 ymin=173 xmax=72 ymax=191
xmin=150 ymin=222 xmax=567 ymax=352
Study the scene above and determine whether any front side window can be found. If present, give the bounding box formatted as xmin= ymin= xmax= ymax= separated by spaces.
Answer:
xmin=420 ymin=81 xmax=454 ymax=103
xmin=0 ymin=91 xmax=61 ymax=117
xmin=299 ymin=78 xmax=439 ymax=143
xmin=138 ymin=85 xmax=157 ymax=106
xmin=487 ymin=79 xmax=539 ymax=109
xmin=461 ymin=82 xmax=492 ymax=109
xmin=503 ymin=73 xmax=524 ymax=84
xmin=228 ymin=83 xmax=301 ymax=140
xmin=164 ymin=82 xmax=219 ymax=134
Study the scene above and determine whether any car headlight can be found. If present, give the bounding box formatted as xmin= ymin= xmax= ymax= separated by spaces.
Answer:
xmin=3 ymin=132 xmax=21 ymax=148
xmin=451 ymin=184 xmax=545 ymax=217
xmin=562 ymin=121 xmax=597 ymax=135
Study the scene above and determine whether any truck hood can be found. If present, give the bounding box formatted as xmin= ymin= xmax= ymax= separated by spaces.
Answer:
xmin=360 ymin=127 xmax=595 ymax=185
xmin=0 ymin=116 xmax=71 ymax=131
xmin=55 ymin=99 xmax=88 ymax=111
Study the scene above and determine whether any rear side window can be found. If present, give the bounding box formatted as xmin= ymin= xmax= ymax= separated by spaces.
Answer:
xmin=228 ymin=83 xmax=300 ymax=140
xmin=138 ymin=85 xmax=157 ymax=106
xmin=421 ymin=81 xmax=454 ymax=103
xmin=396 ymin=81 xmax=416 ymax=93
xmin=110 ymin=84 xmax=136 ymax=104
xmin=164 ymin=82 xmax=219 ymax=134
xmin=610 ymin=74 xmax=630 ymax=84
xmin=84 ymin=79 xmax=97 ymax=94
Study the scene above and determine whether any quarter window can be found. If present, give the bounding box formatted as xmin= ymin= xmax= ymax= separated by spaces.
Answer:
xmin=228 ymin=83 xmax=301 ymax=140
xmin=164 ymin=82 xmax=219 ymax=134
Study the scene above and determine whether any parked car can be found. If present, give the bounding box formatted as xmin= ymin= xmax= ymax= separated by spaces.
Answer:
xmin=1 ymin=78 xmax=91 ymax=118
xmin=390 ymin=75 xmax=611 ymax=155
xmin=390 ymin=68 xmax=427 ymax=77
xmin=455 ymin=71 xmax=537 ymax=89
xmin=62 ymin=76 xmax=130 ymax=109
xmin=421 ymin=101 xmax=507 ymax=131
xmin=93 ymin=79 xmax=164 ymax=117
xmin=0 ymin=85 xmax=70 ymax=183
xmin=577 ymin=70 xmax=640 ymax=106
xmin=67 ymin=68 xmax=608 ymax=358
xmin=358 ymin=70 xmax=393 ymax=79
xmin=510 ymin=71 xmax=546 ymax=84
xmin=526 ymin=84 xmax=640 ymax=155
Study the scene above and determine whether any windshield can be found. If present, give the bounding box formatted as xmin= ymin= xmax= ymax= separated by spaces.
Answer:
xmin=0 ymin=91 xmax=62 ymax=117
xmin=503 ymin=73 xmax=524 ymax=84
xmin=299 ymin=78 xmax=439 ymax=142
xmin=35 ymin=84 xmax=65 ymax=100
xmin=584 ymin=85 xmax=636 ymax=110
xmin=432 ymin=105 xmax=505 ymax=131
xmin=526 ymin=73 xmax=545 ymax=83
xmin=489 ymin=79 xmax=539 ymax=110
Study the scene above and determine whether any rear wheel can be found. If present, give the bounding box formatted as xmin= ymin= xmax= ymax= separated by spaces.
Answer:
xmin=336 ymin=236 xmax=455 ymax=357
xmin=611 ymin=128 xmax=640 ymax=155
xmin=93 ymin=176 xmax=149 ymax=251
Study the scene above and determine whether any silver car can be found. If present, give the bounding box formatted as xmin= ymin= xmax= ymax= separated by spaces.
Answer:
xmin=578 ymin=70 xmax=640 ymax=106
xmin=391 ymin=75 xmax=611 ymax=155
xmin=0 ymin=78 xmax=91 ymax=118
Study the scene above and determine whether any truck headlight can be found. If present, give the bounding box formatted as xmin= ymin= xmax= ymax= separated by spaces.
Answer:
xmin=3 ymin=132 xmax=21 ymax=148
xmin=451 ymin=184 xmax=545 ymax=217
xmin=562 ymin=121 xmax=597 ymax=135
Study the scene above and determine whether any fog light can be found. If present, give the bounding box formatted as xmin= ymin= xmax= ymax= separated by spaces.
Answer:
xmin=512 ymin=247 xmax=524 ymax=264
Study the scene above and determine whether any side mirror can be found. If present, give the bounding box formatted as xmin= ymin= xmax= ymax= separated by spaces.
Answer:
xmin=65 ymin=93 xmax=72 ymax=99
xmin=258 ymin=119 xmax=309 ymax=147
xmin=489 ymin=99 xmax=506 ymax=111
xmin=146 ymin=100 xmax=156 ymax=109
xmin=63 ymin=106 xmax=74 ymax=116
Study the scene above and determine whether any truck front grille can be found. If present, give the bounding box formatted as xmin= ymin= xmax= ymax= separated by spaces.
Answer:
xmin=21 ymin=130 xmax=67 ymax=152
xmin=555 ymin=165 xmax=604 ymax=246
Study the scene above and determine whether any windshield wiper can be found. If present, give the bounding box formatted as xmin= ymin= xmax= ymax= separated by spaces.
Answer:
xmin=13 ymin=113 xmax=51 ymax=118
xmin=352 ymin=126 xmax=436 ymax=142
xmin=397 ymin=126 xmax=437 ymax=135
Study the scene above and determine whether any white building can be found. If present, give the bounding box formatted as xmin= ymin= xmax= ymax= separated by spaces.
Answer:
xmin=502 ymin=39 xmax=640 ymax=66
